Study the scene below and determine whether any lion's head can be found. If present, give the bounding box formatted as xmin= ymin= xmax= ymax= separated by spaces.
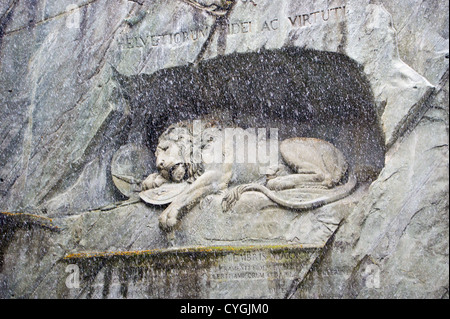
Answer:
xmin=155 ymin=120 xmax=221 ymax=183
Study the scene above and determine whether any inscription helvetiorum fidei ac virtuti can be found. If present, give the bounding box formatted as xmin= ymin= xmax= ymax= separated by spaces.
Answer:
xmin=117 ymin=1 xmax=346 ymax=51
xmin=1 ymin=0 xmax=447 ymax=299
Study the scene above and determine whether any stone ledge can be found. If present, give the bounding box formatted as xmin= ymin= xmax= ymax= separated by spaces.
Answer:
xmin=62 ymin=243 xmax=324 ymax=298
xmin=63 ymin=243 xmax=324 ymax=260
xmin=0 ymin=212 xmax=60 ymax=232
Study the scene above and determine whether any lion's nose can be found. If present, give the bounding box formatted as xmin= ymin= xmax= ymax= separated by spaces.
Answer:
xmin=157 ymin=159 xmax=165 ymax=170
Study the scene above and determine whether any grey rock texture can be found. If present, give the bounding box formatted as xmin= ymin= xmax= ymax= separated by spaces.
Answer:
xmin=0 ymin=0 xmax=448 ymax=298
xmin=294 ymin=79 xmax=449 ymax=298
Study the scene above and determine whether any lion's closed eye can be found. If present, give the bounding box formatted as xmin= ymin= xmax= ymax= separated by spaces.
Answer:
xmin=157 ymin=143 xmax=170 ymax=152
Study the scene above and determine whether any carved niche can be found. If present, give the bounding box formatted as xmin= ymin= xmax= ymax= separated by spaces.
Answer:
xmin=112 ymin=119 xmax=356 ymax=231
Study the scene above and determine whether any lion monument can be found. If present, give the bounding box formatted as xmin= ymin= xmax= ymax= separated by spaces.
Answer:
xmin=139 ymin=119 xmax=357 ymax=230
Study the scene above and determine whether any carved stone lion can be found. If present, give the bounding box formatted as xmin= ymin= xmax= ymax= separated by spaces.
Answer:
xmin=139 ymin=120 xmax=357 ymax=230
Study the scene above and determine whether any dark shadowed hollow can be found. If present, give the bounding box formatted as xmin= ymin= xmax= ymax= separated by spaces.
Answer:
xmin=116 ymin=47 xmax=385 ymax=184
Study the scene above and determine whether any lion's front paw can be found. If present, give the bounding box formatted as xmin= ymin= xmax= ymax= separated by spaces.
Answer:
xmin=159 ymin=203 xmax=181 ymax=230
xmin=142 ymin=173 xmax=167 ymax=191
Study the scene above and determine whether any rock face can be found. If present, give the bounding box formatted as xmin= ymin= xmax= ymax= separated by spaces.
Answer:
xmin=0 ymin=0 xmax=448 ymax=299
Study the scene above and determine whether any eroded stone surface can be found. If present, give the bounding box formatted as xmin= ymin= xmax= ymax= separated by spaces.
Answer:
xmin=293 ymin=77 xmax=449 ymax=299
xmin=0 ymin=0 xmax=448 ymax=299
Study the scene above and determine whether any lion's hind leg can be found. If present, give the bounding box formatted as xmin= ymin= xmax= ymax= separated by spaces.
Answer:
xmin=270 ymin=148 xmax=327 ymax=191
xmin=278 ymin=138 xmax=336 ymax=189
xmin=266 ymin=172 xmax=326 ymax=191
xmin=280 ymin=137 xmax=348 ymax=188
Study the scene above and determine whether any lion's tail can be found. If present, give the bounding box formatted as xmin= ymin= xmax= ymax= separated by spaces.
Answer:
xmin=223 ymin=174 xmax=357 ymax=211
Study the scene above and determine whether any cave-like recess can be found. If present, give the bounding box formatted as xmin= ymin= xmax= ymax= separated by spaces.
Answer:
xmin=116 ymin=47 xmax=385 ymax=183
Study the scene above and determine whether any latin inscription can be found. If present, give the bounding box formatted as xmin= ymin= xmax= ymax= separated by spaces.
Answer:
xmin=118 ymin=4 xmax=346 ymax=49
xmin=209 ymin=251 xmax=303 ymax=281
xmin=118 ymin=26 xmax=211 ymax=48
xmin=78 ymin=248 xmax=319 ymax=298
xmin=287 ymin=5 xmax=346 ymax=27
